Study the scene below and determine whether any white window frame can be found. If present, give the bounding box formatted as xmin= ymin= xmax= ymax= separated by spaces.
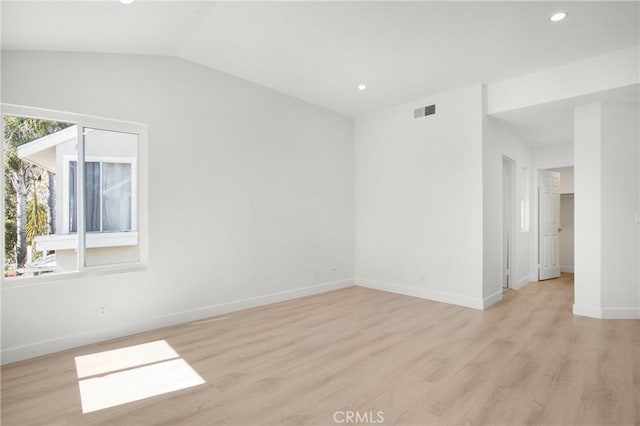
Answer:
xmin=1 ymin=104 xmax=148 ymax=287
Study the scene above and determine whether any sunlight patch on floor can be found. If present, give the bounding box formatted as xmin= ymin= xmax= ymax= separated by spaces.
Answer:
xmin=75 ymin=340 xmax=179 ymax=378
xmin=75 ymin=340 xmax=205 ymax=414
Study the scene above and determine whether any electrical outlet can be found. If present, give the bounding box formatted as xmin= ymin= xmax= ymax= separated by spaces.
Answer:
xmin=99 ymin=304 xmax=107 ymax=317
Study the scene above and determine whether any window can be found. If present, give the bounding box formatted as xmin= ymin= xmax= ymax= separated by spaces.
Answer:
xmin=69 ymin=161 xmax=134 ymax=233
xmin=2 ymin=105 xmax=146 ymax=282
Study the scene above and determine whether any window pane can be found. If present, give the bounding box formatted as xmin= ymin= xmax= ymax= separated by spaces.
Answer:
xmin=102 ymin=163 xmax=132 ymax=232
xmin=3 ymin=115 xmax=78 ymax=279
xmin=83 ymin=128 xmax=138 ymax=267
xmin=70 ymin=161 xmax=101 ymax=233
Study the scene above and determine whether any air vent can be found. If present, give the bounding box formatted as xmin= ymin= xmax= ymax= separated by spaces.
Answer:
xmin=414 ymin=104 xmax=436 ymax=119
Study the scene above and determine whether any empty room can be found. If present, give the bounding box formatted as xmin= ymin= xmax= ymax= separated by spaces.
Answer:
xmin=1 ymin=1 xmax=639 ymax=425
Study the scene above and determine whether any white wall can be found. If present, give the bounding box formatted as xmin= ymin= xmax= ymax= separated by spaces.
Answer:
xmin=483 ymin=116 xmax=533 ymax=294
xmin=573 ymin=101 xmax=640 ymax=319
xmin=355 ymin=84 xmax=486 ymax=309
xmin=1 ymin=51 xmax=355 ymax=363
xmin=600 ymin=102 xmax=639 ymax=316
xmin=533 ymin=143 xmax=573 ymax=170
xmin=574 ymin=103 xmax=602 ymax=316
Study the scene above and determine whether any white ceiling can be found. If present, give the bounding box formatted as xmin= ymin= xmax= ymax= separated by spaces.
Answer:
xmin=1 ymin=1 xmax=639 ymax=117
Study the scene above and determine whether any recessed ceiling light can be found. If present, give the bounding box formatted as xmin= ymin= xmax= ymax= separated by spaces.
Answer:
xmin=357 ymin=84 xmax=367 ymax=91
xmin=550 ymin=12 xmax=567 ymax=22
xmin=120 ymin=0 xmax=134 ymax=4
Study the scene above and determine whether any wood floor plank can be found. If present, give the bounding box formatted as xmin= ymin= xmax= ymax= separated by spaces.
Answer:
xmin=2 ymin=274 xmax=639 ymax=425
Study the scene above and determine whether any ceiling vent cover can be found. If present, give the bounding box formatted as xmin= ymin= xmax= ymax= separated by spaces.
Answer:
xmin=414 ymin=104 xmax=436 ymax=119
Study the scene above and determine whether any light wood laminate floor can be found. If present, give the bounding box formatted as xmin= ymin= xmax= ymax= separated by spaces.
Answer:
xmin=2 ymin=274 xmax=639 ymax=425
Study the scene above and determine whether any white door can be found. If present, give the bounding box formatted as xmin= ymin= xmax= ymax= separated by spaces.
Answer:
xmin=539 ymin=170 xmax=561 ymax=280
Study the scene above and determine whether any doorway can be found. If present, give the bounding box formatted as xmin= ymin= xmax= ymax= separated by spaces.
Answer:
xmin=538 ymin=167 xmax=574 ymax=281
xmin=538 ymin=169 xmax=561 ymax=280
xmin=559 ymin=194 xmax=574 ymax=273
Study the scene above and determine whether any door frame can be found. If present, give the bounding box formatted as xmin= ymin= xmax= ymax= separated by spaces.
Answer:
xmin=532 ymin=162 xmax=573 ymax=283
xmin=502 ymin=156 xmax=517 ymax=288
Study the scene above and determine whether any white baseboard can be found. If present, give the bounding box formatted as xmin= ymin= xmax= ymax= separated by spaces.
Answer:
xmin=600 ymin=307 xmax=640 ymax=319
xmin=512 ymin=275 xmax=531 ymax=290
xmin=560 ymin=266 xmax=574 ymax=273
xmin=1 ymin=279 xmax=355 ymax=365
xmin=573 ymin=304 xmax=640 ymax=319
xmin=483 ymin=290 xmax=503 ymax=309
xmin=573 ymin=304 xmax=602 ymax=318
xmin=357 ymin=278 xmax=485 ymax=310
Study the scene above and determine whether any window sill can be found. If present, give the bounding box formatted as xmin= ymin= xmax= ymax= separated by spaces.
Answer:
xmin=36 ymin=232 xmax=139 ymax=251
xmin=2 ymin=263 xmax=147 ymax=289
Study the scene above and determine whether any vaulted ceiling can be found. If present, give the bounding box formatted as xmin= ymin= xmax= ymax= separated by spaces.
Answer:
xmin=2 ymin=1 xmax=639 ymax=119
